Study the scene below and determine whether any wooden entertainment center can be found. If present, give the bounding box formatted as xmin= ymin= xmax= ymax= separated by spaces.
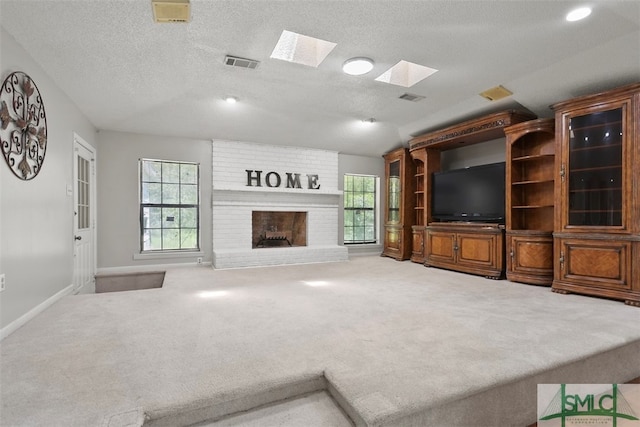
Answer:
xmin=400 ymin=110 xmax=536 ymax=278
xmin=382 ymin=82 xmax=640 ymax=305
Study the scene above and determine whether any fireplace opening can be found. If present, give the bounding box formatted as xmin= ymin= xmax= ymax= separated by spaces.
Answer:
xmin=252 ymin=211 xmax=307 ymax=248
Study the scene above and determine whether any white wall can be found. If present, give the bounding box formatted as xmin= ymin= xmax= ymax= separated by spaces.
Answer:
xmin=97 ymin=136 xmax=383 ymax=270
xmin=440 ymin=138 xmax=505 ymax=171
xmin=0 ymin=27 xmax=97 ymax=329
xmin=96 ymin=130 xmax=212 ymax=270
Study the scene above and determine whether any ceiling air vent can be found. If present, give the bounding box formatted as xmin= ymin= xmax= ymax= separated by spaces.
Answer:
xmin=152 ymin=0 xmax=190 ymax=23
xmin=479 ymin=85 xmax=513 ymax=101
xmin=399 ymin=93 xmax=425 ymax=102
xmin=224 ymin=55 xmax=260 ymax=69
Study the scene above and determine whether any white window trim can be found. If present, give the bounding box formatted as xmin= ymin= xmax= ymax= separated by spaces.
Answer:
xmin=139 ymin=158 xmax=201 ymax=253
xmin=343 ymin=173 xmax=380 ymax=245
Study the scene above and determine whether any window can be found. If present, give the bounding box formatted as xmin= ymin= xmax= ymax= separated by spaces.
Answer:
xmin=344 ymin=174 xmax=377 ymax=244
xmin=140 ymin=159 xmax=200 ymax=252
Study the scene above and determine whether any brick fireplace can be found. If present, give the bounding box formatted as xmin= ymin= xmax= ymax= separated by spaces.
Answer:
xmin=211 ymin=140 xmax=348 ymax=269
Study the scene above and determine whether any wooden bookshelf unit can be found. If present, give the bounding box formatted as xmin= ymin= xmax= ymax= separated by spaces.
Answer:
xmin=505 ymin=118 xmax=555 ymax=285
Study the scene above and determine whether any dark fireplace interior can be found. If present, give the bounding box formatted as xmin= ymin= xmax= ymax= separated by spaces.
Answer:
xmin=252 ymin=211 xmax=307 ymax=248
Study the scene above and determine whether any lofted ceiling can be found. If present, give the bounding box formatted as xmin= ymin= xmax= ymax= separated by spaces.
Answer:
xmin=1 ymin=0 xmax=639 ymax=157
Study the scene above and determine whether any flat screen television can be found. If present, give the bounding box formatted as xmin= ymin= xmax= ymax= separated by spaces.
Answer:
xmin=432 ymin=162 xmax=505 ymax=223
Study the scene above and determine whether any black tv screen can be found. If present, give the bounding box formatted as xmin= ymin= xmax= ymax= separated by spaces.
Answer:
xmin=432 ymin=162 xmax=505 ymax=223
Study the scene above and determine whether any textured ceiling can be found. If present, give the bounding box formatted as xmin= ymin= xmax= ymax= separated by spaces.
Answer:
xmin=1 ymin=0 xmax=639 ymax=157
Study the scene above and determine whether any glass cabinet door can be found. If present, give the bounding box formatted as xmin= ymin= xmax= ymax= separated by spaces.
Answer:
xmin=567 ymin=108 xmax=623 ymax=227
xmin=388 ymin=160 xmax=401 ymax=223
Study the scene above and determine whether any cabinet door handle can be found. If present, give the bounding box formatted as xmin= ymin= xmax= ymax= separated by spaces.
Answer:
xmin=510 ymin=249 xmax=515 ymax=258
xmin=559 ymin=251 xmax=565 ymax=270
xmin=560 ymin=164 xmax=566 ymax=183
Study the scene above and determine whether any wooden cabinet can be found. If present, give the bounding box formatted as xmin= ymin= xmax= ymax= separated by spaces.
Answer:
xmin=381 ymin=147 xmax=415 ymax=260
xmin=411 ymin=225 xmax=425 ymax=262
xmin=409 ymin=148 xmax=440 ymax=263
xmin=552 ymin=83 xmax=640 ymax=305
xmin=555 ymin=237 xmax=633 ymax=292
xmin=426 ymin=223 xmax=505 ymax=279
xmin=507 ymin=231 xmax=553 ymax=285
xmin=505 ymin=118 xmax=555 ymax=285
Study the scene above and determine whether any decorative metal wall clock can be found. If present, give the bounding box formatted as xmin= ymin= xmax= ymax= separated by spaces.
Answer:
xmin=0 ymin=71 xmax=48 ymax=180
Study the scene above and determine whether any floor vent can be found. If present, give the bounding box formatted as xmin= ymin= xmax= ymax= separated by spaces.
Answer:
xmin=399 ymin=93 xmax=425 ymax=102
xmin=225 ymin=55 xmax=260 ymax=69
xmin=151 ymin=0 xmax=190 ymax=23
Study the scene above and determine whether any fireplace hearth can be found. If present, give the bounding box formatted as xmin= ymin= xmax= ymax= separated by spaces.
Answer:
xmin=252 ymin=211 xmax=307 ymax=248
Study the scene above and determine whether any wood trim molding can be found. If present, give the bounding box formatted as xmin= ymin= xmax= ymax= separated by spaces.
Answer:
xmin=409 ymin=110 xmax=537 ymax=151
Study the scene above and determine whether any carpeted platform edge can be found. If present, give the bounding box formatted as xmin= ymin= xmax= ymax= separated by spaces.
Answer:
xmin=372 ymin=339 xmax=640 ymax=427
xmin=141 ymin=372 xmax=327 ymax=427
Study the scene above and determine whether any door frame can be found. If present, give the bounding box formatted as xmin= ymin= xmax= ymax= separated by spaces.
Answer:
xmin=72 ymin=132 xmax=97 ymax=294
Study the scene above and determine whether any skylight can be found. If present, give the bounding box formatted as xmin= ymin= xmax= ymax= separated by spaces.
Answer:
xmin=375 ymin=60 xmax=438 ymax=88
xmin=270 ymin=30 xmax=337 ymax=68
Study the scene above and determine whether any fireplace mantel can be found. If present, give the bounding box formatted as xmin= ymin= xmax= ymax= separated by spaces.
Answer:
xmin=212 ymin=189 xmax=340 ymax=209
xmin=213 ymin=187 xmax=342 ymax=196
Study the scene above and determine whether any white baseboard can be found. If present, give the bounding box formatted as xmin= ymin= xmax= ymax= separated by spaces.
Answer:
xmin=346 ymin=245 xmax=382 ymax=257
xmin=1 ymin=283 xmax=74 ymax=341
xmin=97 ymin=261 xmax=212 ymax=276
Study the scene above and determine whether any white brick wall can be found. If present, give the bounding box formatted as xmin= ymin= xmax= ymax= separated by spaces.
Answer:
xmin=212 ymin=140 xmax=339 ymax=193
xmin=211 ymin=140 xmax=347 ymax=269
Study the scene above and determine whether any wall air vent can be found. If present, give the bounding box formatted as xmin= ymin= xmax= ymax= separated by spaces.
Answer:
xmin=479 ymin=85 xmax=513 ymax=101
xmin=224 ymin=55 xmax=260 ymax=69
xmin=399 ymin=93 xmax=425 ymax=102
xmin=152 ymin=0 xmax=190 ymax=23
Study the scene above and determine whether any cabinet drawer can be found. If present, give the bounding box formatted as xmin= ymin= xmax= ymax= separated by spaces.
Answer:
xmin=557 ymin=238 xmax=632 ymax=290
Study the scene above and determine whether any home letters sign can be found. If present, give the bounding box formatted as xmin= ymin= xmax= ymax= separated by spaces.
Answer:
xmin=245 ymin=170 xmax=320 ymax=190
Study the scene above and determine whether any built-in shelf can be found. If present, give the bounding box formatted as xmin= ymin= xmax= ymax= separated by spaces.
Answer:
xmin=512 ymin=180 xmax=554 ymax=186
xmin=505 ymin=117 xmax=555 ymax=286
xmin=512 ymin=154 xmax=555 ymax=162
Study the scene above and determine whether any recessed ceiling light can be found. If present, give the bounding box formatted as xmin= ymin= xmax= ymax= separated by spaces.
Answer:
xmin=375 ymin=60 xmax=438 ymax=88
xmin=270 ymin=30 xmax=337 ymax=68
xmin=566 ymin=6 xmax=592 ymax=22
xmin=224 ymin=96 xmax=238 ymax=104
xmin=343 ymin=57 xmax=374 ymax=76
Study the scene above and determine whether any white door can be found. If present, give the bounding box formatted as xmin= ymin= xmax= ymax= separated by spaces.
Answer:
xmin=73 ymin=134 xmax=96 ymax=294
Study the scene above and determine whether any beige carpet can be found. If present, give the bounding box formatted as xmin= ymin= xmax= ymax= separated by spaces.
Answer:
xmin=1 ymin=256 xmax=639 ymax=426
